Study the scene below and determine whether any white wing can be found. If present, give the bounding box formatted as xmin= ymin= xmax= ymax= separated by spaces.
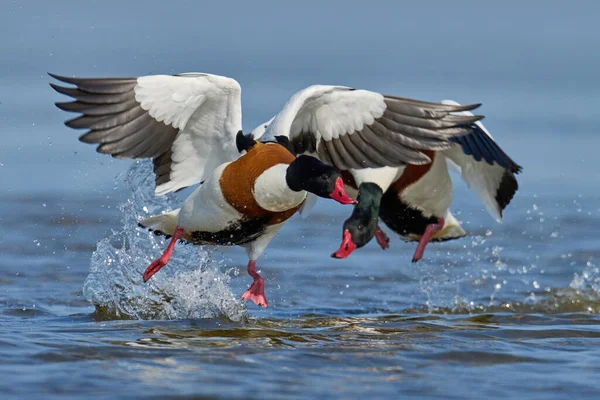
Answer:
xmin=441 ymin=100 xmax=522 ymax=221
xmin=50 ymin=72 xmax=242 ymax=195
xmin=265 ymin=85 xmax=483 ymax=171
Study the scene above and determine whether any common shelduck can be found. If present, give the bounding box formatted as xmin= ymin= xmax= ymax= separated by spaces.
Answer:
xmin=254 ymin=96 xmax=486 ymax=260
xmin=331 ymin=101 xmax=522 ymax=262
xmin=50 ymin=72 xmax=480 ymax=306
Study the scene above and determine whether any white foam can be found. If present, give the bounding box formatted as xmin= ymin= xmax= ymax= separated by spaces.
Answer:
xmin=82 ymin=160 xmax=246 ymax=321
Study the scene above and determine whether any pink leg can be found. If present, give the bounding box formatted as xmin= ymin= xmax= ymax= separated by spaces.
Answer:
xmin=375 ymin=225 xmax=390 ymax=250
xmin=241 ymin=260 xmax=268 ymax=308
xmin=143 ymin=227 xmax=184 ymax=282
xmin=412 ymin=218 xmax=445 ymax=263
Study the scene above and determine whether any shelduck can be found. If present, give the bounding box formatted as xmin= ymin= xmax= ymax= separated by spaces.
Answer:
xmin=50 ymin=72 xmax=480 ymax=306
xmin=137 ymin=139 xmax=354 ymax=308
xmin=331 ymin=101 xmax=522 ymax=262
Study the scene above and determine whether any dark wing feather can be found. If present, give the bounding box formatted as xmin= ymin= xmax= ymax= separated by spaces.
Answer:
xmin=153 ymin=149 xmax=174 ymax=187
xmin=295 ymin=93 xmax=483 ymax=170
xmin=496 ymin=170 xmax=519 ymax=212
xmin=450 ymin=123 xmax=522 ymax=173
xmin=49 ymin=73 xmax=180 ymax=188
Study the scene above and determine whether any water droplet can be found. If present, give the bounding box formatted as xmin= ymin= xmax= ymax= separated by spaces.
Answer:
xmin=533 ymin=281 xmax=540 ymax=289
xmin=42 ymin=203 xmax=46 ymax=208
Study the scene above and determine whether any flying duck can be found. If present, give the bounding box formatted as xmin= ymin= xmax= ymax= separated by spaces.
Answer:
xmin=50 ymin=72 xmax=481 ymax=306
xmin=254 ymin=95 xmax=486 ymax=259
xmin=139 ymin=139 xmax=354 ymax=308
xmin=331 ymin=101 xmax=522 ymax=262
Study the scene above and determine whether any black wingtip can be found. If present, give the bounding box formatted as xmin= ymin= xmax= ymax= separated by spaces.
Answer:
xmin=461 ymin=103 xmax=482 ymax=111
xmin=49 ymin=82 xmax=74 ymax=97
xmin=48 ymin=73 xmax=77 ymax=86
xmin=54 ymin=101 xmax=72 ymax=112
xmin=78 ymin=131 xmax=98 ymax=144
xmin=446 ymin=102 xmax=482 ymax=112
xmin=236 ymin=130 xmax=256 ymax=153
xmin=512 ymin=162 xmax=524 ymax=174
xmin=495 ymin=170 xmax=519 ymax=211
xmin=64 ymin=115 xmax=88 ymax=129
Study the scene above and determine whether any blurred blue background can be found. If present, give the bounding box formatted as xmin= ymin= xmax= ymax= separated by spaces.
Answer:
xmin=2 ymin=2 xmax=600 ymax=399
xmin=2 ymin=0 xmax=598 ymax=197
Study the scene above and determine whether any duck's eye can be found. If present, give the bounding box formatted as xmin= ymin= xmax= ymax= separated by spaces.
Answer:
xmin=321 ymin=173 xmax=329 ymax=180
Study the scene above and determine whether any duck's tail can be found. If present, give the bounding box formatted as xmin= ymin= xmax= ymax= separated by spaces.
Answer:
xmin=432 ymin=210 xmax=467 ymax=242
xmin=138 ymin=209 xmax=181 ymax=238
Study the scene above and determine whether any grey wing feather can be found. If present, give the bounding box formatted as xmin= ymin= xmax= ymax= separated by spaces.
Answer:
xmin=338 ymin=134 xmax=380 ymax=169
xmin=349 ymin=130 xmax=396 ymax=166
xmin=310 ymin=96 xmax=483 ymax=169
xmin=49 ymin=73 xmax=180 ymax=188
xmin=153 ymin=149 xmax=174 ymax=187
xmin=323 ymin=140 xmax=347 ymax=170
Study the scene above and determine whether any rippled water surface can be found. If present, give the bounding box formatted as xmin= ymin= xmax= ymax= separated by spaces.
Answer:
xmin=2 ymin=157 xmax=600 ymax=399
xmin=2 ymin=1 xmax=600 ymax=399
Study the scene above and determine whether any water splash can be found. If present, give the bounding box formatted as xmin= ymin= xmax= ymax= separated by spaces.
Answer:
xmin=570 ymin=260 xmax=600 ymax=298
xmin=82 ymin=160 xmax=246 ymax=321
xmin=413 ymin=193 xmax=600 ymax=315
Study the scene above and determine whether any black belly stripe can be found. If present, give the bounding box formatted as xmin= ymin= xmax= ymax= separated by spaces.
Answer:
xmin=379 ymin=189 xmax=438 ymax=237
xmin=190 ymin=217 xmax=270 ymax=246
xmin=140 ymin=218 xmax=270 ymax=246
xmin=379 ymin=190 xmax=463 ymax=243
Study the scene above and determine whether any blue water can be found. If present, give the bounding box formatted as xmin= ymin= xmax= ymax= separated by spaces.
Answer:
xmin=1 ymin=1 xmax=600 ymax=399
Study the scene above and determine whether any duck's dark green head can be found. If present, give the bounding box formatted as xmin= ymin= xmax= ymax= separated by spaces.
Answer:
xmin=331 ymin=182 xmax=383 ymax=258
